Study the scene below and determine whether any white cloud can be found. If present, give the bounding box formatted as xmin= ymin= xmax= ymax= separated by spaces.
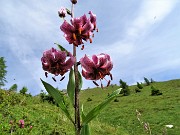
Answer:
xmin=126 ymin=0 xmax=178 ymax=39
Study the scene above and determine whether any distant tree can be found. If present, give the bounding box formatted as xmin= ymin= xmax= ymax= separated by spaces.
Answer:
xmin=144 ymin=77 xmax=150 ymax=86
xmin=150 ymin=78 xmax=155 ymax=83
xmin=0 ymin=57 xmax=7 ymax=88
xmin=19 ymin=86 xmax=28 ymax=95
xmin=137 ymin=82 xmax=143 ymax=89
xmin=9 ymin=84 xmax=18 ymax=92
xmin=119 ymin=79 xmax=130 ymax=96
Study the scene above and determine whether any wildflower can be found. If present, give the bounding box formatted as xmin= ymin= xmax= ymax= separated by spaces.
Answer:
xmin=80 ymin=53 xmax=113 ymax=87
xmin=19 ymin=120 xmax=24 ymax=128
xmin=41 ymin=48 xmax=75 ymax=77
xmin=58 ymin=7 xmax=67 ymax=18
xmin=30 ymin=125 xmax=33 ymax=129
xmin=60 ymin=11 xmax=97 ymax=47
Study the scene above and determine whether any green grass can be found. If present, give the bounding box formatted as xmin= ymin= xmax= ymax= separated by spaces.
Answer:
xmin=0 ymin=79 xmax=180 ymax=134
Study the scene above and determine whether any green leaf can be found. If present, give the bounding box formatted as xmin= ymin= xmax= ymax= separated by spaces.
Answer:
xmin=66 ymin=8 xmax=72 ymax=16
xmin=78 ymin=71 xmax=83 ymax=90
xmin=81 ymin=105 xmax=91 ymax=135
xmin=82 ymin=88 xmax=121 ymax=126
xmin=67 ymin=68 xmax=75 ymax=105
xmin=41 ymin=79 xmax=74 ymax=124
xmin=54 ymin=43 xmax=68 ymax=54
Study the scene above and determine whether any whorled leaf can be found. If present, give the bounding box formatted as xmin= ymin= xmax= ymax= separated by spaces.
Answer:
xmin=82 ymin=88 xmax=122 ymax=126
xmin=41 ymin=79 xmax=74 ymax=124
xmin=78 ymin=71 xmax=83 ymax=90
xmin=54 ymin=43 xmax=68 ymax=54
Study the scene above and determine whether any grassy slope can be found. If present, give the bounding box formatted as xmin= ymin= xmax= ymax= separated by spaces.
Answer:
xmin=0 ymin=79 xmax=180 ymax=135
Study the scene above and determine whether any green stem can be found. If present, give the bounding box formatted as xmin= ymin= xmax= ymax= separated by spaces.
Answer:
xmin=71 ymin=3 xmax=81 ymax=135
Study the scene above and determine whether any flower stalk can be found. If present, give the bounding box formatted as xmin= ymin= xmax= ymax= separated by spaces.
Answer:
xmin=71 ymin=3 xmax=81 ymax=135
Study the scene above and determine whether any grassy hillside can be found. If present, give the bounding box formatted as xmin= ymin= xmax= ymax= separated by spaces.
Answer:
xmin=0 ymin=79 xmax=180 ymax=135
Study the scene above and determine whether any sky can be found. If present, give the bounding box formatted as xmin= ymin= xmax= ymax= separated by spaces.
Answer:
xmin=0 ymin=0 xmax=180 ymax=95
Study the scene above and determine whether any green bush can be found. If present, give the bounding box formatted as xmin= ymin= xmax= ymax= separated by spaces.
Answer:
xmin=137 ymin=82 xmax=143 ymax=89
xmin=144 ymin=77 xmax=150 ymax=86
xmin=151 ymin=86 xmax=162 ymax=96
xmin=87 ymin=97 xmax=92 ymax=102
xmin=135 ymin=87 xmax=141 ymax=93
xmin=119 ymin=79 xmax=130 ymax=96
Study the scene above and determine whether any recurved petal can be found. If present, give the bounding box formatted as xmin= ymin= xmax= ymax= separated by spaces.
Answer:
xmin=92 ymin=55 xmax=98 ymax=66
xmin=65 ymin=34 xmax=74 ymax=44
xmin=100 ymin=61 xmax=113 ymax=73
xmin=54 ymin=50 xmax=67 ymax=63
xmin=82 ymin=20 xmax=93 ymax=34
xmin=60 ymin=21 xmax=75 ymax=35
xmin=61 ymin=56 xmax=75 ymax=70
xmin=71 ymin=17 xmax=82 ymax=29
xmin=80 ymin=14 xmax=88 ymax=25
xmin=80 ymin=55 xmax=96 ymax=73
xmin=89 ymin=11 xmax=96 ymax=23
xmin=82 ymin=70 xmax=95 ymax=80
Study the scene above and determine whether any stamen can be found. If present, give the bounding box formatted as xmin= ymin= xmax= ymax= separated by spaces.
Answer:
xmin=52 ymin=77 xmax=56 ymax=82
xmin=89 ymin=38 xmax=92 ymax=43
xmin=99 ymin=72 xmax=104 ymax=79
xmin=78 ymin=28 xmax=82 ymax=35
xmin=93 ymin=81 xmax=99 ymax=86
xmin=81 ymin=45 xmax=84 ymax=50
xmin=101 ymin=81 xmax=104 ymax=89
xmin=96 ymin=28 xmax=99 ymax=32
xmin=45 ymin=72 xmax=48 ymax=78
xmin=107 ymin=80 xmax=111 ymax=87
xmin=73 ymin=33 xmax=77 ymax=40
xmin=60 ymin=76 xmax=65 ymax=81
xmin=110 ymin=73 xmax=113 ymax=80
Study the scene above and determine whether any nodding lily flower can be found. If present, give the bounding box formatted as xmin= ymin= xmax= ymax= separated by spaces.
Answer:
xmin=58 ymin=7 xmax=67 ymax=18
xmin=19 ymin=120 xmax=25 ymax=128
xmin=80 ymin=53 xmax=113 ymax=87
xmin=60 ymin=11 xmax=97 ymax=47
xmin=41 ymin=48 xmax=75 ymax=79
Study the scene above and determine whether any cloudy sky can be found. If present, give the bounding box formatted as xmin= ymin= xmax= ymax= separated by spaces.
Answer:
xmin=0 ymin=0 xmax=180 ymax=95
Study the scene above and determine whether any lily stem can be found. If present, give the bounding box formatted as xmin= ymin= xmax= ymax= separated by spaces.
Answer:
xmin=72 ymin=3 xmax=81 ymax=135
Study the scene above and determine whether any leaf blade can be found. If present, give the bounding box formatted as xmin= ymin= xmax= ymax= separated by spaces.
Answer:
xmin=41 ymin=79 xmax=74 ymax=124
xmin=78 ymin=71 xmax=83 ymax=90
xmin=67 ymin=68 xmax=75 ymax=105
xmin=82 ymin=88 xmax=121 ymax=126
xmin=81 ymin=105 xmax=91 ymax=135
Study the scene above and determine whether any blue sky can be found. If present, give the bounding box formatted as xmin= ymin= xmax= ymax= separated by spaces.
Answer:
xmin=0 ymin=0 xmax=180 ymax=95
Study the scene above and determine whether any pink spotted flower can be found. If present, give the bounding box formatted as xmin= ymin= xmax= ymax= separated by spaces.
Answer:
xmin=60 ymin=11 xmax=97 ymax=47
xmin=19 ymin=120 xmax=25 ymax=128
xmin=41 ymin=48 xmax=75 ymax=79
xmin=80 ymin=53 xmax=113 ymax=87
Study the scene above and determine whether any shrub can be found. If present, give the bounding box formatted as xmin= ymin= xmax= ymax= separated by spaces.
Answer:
xmin=144 ymin=77 xmax=150 ymax=86
xmin=119 ymin=79 xmax=130 ymax=96
xmin=137 ymin=82 xmax=143 ymax=89
xmin=87 ymin=97 xmax=92 ymax=102
xmin=19 ymin=87 xmax=28 ymax=95
xmin=151 ymin=86 xmax=162 ymax=96
xmin=0 ymin=57 xmax=7 ymax=87
xmin=114 ymin=98 xmax=119 ymax=102
xmin=135 ymin=87 xmax=141 ymax=93
xmin=9 ymin=84 xmax=18 ymax=92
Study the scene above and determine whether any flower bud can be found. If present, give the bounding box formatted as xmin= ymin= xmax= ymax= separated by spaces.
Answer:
xmin=71 ymin=0 xmax=77 ymax=4
xmin=58 ymin=7 xmax=67 ymax=18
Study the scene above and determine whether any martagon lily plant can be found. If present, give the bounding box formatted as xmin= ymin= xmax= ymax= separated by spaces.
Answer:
xmin=40 ymin=0 xmax=121 ymax=134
